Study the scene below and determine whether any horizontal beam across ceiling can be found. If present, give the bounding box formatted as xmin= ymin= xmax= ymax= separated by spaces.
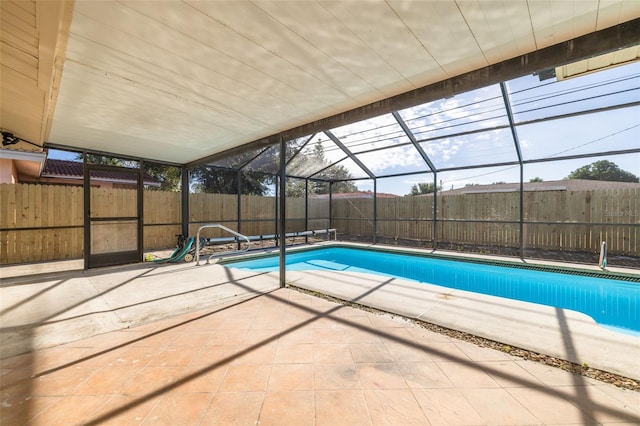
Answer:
xmin=327 ymin=147 xmax=640 ymax=183
xmin=188 ymin=18 xmax=640 ymax=169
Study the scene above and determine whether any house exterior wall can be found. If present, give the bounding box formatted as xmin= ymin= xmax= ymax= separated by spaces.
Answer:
xmin=0 ymin=159 xmax=17 ymax=184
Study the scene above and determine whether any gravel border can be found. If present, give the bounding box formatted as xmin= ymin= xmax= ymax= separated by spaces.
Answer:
xmin=289 ymin=284 xmax=639 ymax=392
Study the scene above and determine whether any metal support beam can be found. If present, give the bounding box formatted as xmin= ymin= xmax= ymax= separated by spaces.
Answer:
xmin=324 ymin=130 xmax=375 ymax=179
xmin=392 ymin=111 xmax=437 ymax=172
xmin=305 ymin=178 xmax=309 ymax=244
xmin=500 ymin=82 xmax=525 ymax=259
xmin=373 ymin=179 xmax=377 ymax=244
xmin=138 ymin=161 xmax=144 ymax=263
xmin=83 ymin=152 xmax=89 ymax=270
xmin=286 ymin=134 xmax=316 ymax=167
xmin=329 ymin=182 xmax=333 ymax=230
xmin=275 ymin=175 xmax=279 ymax=247
xmin=308 ymin=156 xmax=348 ymax=179
xmin=525 ymin=148 xmax=640 ymax=164
xmin=279 ymin=138 xmax=287 ymax=288
xmin=181 ymin=167 xmax=190 ymax=238
xmin=393 ymin=109 xmax=439 ymax=247
xmin=237 ymin=170 xmax=243 ymax=250
xmin=237 ymin=147 xmax=271 ymax=170
xmin=433 ymin=172 xmax=438 ymax=250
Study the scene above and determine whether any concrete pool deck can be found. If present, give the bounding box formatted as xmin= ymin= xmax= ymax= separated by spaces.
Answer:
xmin=286 ymin=270 xmax=640 ymax=379
xmin=1 ymin=244 xmax=639 ymax=377
xmin=1 ymin=245 xmax=639 ymax=424
xmin=0 ymin=261 xmax=281 ymax=359
xmin=1 ymin=283 xmax=639 ymax=424
xmin=283 ymin=243 xmax=640 ymax=380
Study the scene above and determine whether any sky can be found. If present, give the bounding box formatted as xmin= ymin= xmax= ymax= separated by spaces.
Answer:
xmin=315 ymin=60 xmax=639 ymax=195
xmin=48 ymin=60 xmax=640 ymax=196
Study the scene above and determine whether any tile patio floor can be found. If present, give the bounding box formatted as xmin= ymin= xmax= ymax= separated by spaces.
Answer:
xmin=1 ymin=288 xmax=638 ymax=425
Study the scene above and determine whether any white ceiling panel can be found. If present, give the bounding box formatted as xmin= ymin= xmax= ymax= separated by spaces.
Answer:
xmin=319 ymin=1 xmax=446 ymax=88
xmin=253 ymin=1 xmax=410 ymax=98
xmin=63 ymin=21 xmax=308 ymax=127
xmin=457 ymin=1 xmax=537 ymax=64
xmin=596 ymin=0 xmax=640 ymax=30
xmin=126 ymin=1 xmax=348 ymax=107
xmin=187 ymin=1 xmax=375 ymax=99
xmin=528 ymin=0 xmax=599 ymax=49
xmin=52 ymin=65 xmax=248 ymax=161
xmin=389 ymin=0 xmax=488 ymax=76
xmin=72 ymin=2 xmax=334 ymax=110
xmin=1 ymin=0 xmax=636 ymax=165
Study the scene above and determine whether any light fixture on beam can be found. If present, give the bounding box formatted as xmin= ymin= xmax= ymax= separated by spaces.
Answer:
xmin=1 ymin=131 xmax=43 ymax=148
xmin=1 ymin=131 xmax=19 ymax=146
xmin=535 ymin=68 xmax=557 ymax=81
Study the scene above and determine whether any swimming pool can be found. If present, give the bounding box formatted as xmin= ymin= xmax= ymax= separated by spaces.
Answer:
xmin=225 ymin=246 xmax=640 ymax=334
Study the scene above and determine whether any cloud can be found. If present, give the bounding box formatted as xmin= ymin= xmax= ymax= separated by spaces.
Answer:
xmin=341 ymin=144 xmax=426 ymax=176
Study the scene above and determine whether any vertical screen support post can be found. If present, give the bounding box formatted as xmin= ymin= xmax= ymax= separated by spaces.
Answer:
xmin=279 ymin=138 xmax=287 ymax=288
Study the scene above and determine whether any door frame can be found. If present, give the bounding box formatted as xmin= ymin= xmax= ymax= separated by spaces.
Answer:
xmin=84 ymin=162 xmax=144 ymax=269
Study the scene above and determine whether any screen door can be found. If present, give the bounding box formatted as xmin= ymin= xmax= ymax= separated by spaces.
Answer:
xmin=86 ymin=165 xmax=142 ymax=268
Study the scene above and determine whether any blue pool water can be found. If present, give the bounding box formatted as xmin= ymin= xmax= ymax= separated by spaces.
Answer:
xmin=225 ymin=247 xmax=640 ymax=334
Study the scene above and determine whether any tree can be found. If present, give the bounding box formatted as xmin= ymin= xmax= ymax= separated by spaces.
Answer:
xmin=145 ymin=163 xmax=181 ymax=191
xmin=191 ymin=167 xmax=272 ymax=195
xmin=408 ymin=182 xmax=439 ymax=195
xmin=566 ymin=160 xmax=639 ymax=183
xmin=314 ymin=167 xmax=357 ymax=194
xmin=529 ymin=177 xmax=543 ymax=182
xmin=287 ymin=141 xmax=357 ymax=195
xmin=285 ymin=178 xmax=308 ymax=198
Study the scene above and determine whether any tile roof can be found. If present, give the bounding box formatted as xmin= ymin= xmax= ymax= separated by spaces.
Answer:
xmin=42 ymin=159 xmax=160 ymax=186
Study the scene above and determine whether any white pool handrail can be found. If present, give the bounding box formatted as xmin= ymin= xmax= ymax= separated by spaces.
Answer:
xmin=598 ymin=240 xmax=607 ymax=269
xmin=195 ymin=224 xmax=251 ymax=266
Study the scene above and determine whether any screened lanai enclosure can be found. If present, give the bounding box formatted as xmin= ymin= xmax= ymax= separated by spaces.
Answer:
xmin=5 ymin=5 xmax=640 ymax=426
xmin=3 ymin=1 xmax=640 ymax=272
xmin=190 ymin=60 xmax=640 ymax=266
xmin=3 ymin=58 xmax=638 ymax=269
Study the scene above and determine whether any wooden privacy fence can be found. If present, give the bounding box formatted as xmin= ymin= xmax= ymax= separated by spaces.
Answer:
xmin=188 ymin=194 xmax=330 ymax=237
xmin=1 ymin=184 xmax=638 ymax=264
xmin=334 ymin=188 xmax=639 ymax=255
xmin=0 ymin=184 xmax=185 ymax=264
xmin=1 ymin=184 xmax=84 ymax=264
xmin=143 ymin=190 xmax=182 ymax=250
xmin=0 ymin=185 xmax=331 ymax=264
